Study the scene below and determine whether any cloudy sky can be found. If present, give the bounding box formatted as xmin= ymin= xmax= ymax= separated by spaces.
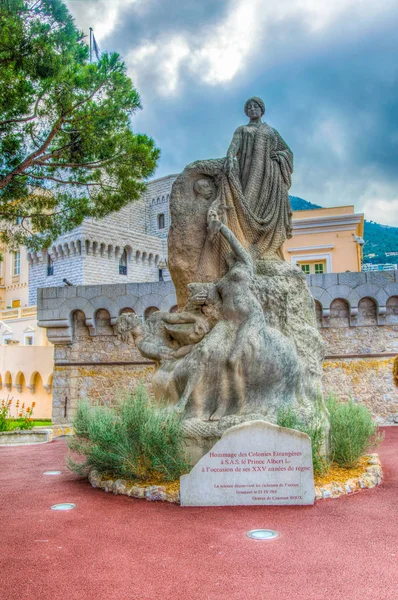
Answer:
xmin=67 ymin=0 xmax=398 ymax=225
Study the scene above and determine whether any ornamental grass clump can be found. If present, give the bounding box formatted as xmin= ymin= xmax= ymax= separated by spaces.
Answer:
xmin=67 ymin=385 xmax=190 ymax=482
xmin=277 ymin=405 xmax=329 ymax=476
xmin=326 ymin=395 xmax=383 ymax=468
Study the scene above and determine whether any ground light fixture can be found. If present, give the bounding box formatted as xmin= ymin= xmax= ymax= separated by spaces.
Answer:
xmin=51 ymin=503 xmax=76 ymax=511
xmin=43 ymin=471 xmax=62 ymax=475
xmin=247 ymin=529 xmax=279 ymax=540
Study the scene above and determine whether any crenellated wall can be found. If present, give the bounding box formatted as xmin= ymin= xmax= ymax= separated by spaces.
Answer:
xmin=38 ymin=272 xmax=398 ymax=424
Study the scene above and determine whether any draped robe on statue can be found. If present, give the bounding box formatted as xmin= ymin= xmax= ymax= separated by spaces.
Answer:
xmin=196 ymin=123 xmax=293 ymax=280
xmin=168 ymin=121 xmax=294 ymax=304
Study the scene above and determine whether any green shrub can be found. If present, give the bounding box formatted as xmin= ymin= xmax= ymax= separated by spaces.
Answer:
xmin=277 ymin=406 xmax=329 ymax=476
xmin=326 ymin=395 xmax=384 ymax=468
xmin=67 ymin=385 xmax=190 ymax=482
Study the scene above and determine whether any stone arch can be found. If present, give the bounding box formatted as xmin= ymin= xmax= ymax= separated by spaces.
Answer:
xmin=119 ymin=248 xmax=128 ymax=275
xmin=76 ymin=239 xmax=82 ymax=255
xmin=119 ymin=307 xmax=136 ymax=315
xmin=100 ymin=243 xmax=106 ymax=257
xmin=28 ymin=370 xmax=39 ymax=392
xmin=354 ymin=284 xmax=388 ymax=309
xmin=124 ymin=245 xmax=133 ymax=261
xmin=144 ymin=306 xmax=160 ymax=320
xmin=5 ymin=371 xmax=12 ymax=391
xmin=329 ymin=298 xmax=350 ymax=328
xmin=115 ymin=294 xmax=139 ymax=312
xmin=160 ymin=293 xmax=178 ymax=312
xmin=71 ymin=309 xmax=90 ymax=340
xmin=107 ymin=244 xmax=113 ymax=259
xmin=94 ymin=308 xmax=114 ymax=336
xmin=357 ymin=297 xmax=378 ymax=326
xmin=15 ymin=371 xmax=26 ymax=393
xmin=386 ymin=296 xmax=398 ymax=325
xmin=31 ymin=372 xmax=45 ymax=397
xmin=92 ymin=241 xmax=98 ymax=256
xmin=59 ymin=297 xmax=90 ymax=321
xmin=314 ymin=300 xmax=322 ymax=328
xmin=85 ymin=296 xmax=119 ymax=323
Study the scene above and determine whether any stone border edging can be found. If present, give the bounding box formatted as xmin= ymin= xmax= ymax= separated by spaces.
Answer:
xmin=0 ymin=429 xmax=53 ymax=446
xmin=88 ymin=453 xmax=382 ymax=504
xmin=315 ymin=454 xmax=382 ymax=500
xmin=88 ymin=469 xmax=180 ymax=503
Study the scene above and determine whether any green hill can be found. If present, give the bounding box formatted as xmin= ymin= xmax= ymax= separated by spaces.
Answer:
xmin=289 ymin=196 xmax=322 ymax=211
xmin=289 ymin=196 xmax=398 ymax=265
xmin=362 ymin=221 xmax=398 ymax=265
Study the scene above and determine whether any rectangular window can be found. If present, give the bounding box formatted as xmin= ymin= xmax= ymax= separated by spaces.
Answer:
xmin=24 ymin=335 xmax=34 ymax=346
xmin=12 ymin=299 xmax=21 ymax=308
xmin=159 ymin=269 xmax=164 ymax=282
xmin=13 ymin=251 xmax=21 ymax=275
xmin=298 ymin=260 xmax=327 ymax=275
xmin=157 ymin=213 xmax=165 ymax=229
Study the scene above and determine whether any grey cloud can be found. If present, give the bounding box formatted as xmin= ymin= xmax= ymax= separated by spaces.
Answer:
xmin=67 ymin=0 xmax=398 ymax=223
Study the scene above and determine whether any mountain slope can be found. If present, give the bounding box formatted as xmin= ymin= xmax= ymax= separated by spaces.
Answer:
xmin=289 ymin=195 xmax=321 ymax=211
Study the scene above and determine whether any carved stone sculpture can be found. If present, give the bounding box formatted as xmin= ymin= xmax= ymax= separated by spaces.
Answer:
xmin=117 ymin=220 xmax=301 ymax=422
xmin=169 ymin=96 xmax=293 ymax=306
xmin=118 ymin=97 xmax=329 ymax=461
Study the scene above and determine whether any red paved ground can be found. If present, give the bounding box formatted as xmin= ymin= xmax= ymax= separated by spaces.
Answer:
xmin=1 ymin=427 xmax=397 ymax=600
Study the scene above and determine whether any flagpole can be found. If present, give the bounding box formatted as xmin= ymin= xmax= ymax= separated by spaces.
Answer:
xmin=89 ymin=27 xmax=93 ymax=63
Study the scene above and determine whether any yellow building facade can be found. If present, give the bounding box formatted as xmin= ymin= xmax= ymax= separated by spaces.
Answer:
xmin=0 ymin=245 xmax=53 ymax=419
xmin=284 ymin=205 xmax=364 ymax=274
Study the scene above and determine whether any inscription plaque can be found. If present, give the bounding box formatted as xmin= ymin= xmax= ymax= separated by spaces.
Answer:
xmin=180 ymin=421 xmax=315 ymax=506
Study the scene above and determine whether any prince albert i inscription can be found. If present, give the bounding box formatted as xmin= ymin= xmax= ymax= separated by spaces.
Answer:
xmin=180 ymin=421 xmax=315 ymax=507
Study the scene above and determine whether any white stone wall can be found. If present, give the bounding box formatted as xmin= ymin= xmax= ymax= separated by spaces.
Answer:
xmin=27 ymin=175 xmax=177 ymax=303
xmin=29 ymin=253 xmax=84 ymax=305
xmin=143 ymin=174 xmax=177 ymax=239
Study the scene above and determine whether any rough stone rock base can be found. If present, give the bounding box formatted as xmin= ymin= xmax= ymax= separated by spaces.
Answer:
xmin=88 ymin=469 xmax=180 ymax=503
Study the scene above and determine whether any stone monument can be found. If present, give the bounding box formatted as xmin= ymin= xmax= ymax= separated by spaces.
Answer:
xmin=117 ymin=96 xmax=328 ymax=463
xmin=180 ymin=421 xmax=315 ymax=506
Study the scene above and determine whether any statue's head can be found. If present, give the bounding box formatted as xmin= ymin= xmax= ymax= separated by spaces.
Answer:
xmin=193 ymin=178 xmax=213 ymax=200
xmin=115 ymin=313 xmax=142 ymax=343
xmin=244 ymin=97 xmax=265 ymax=118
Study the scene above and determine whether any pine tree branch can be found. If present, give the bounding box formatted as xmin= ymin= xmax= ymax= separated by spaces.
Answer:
xmin=0 ymin=91 xmax=46 ymax=128
xmin=0 ymin=116 xmax=65 ymax=190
